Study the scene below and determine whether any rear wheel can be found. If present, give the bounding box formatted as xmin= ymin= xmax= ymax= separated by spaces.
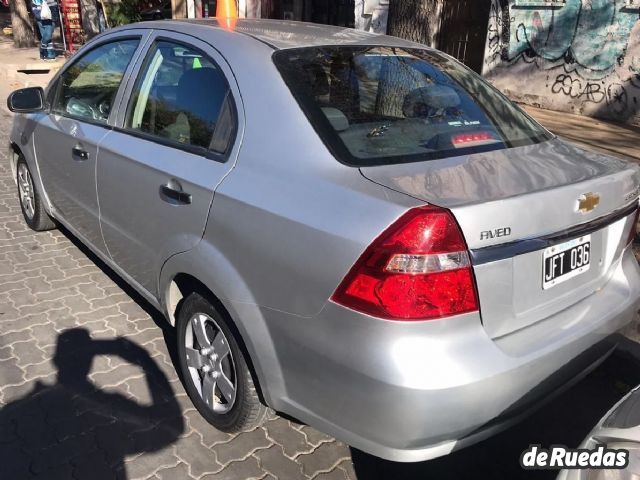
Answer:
xmin=176 ymin=292 xmax=268 ymax=432
xmin=16 ymin=156 xmax=55 ymax=232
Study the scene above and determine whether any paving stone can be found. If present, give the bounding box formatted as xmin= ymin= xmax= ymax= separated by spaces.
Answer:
xmin=174 ymin=431 xmax=222 ymax=477
xmin=30 ymin=322 xmax=61 ymax=348
xmin=74 ymin=304 xmax=122 ymax=324
xmin=39 ymin=265 xmax=67 ymax=282
xmin=71 ymin=449 xmax=114 ymax=480
xmin=265 ymin=418 xmax=310 ymax=458
xmin=23 ymin=275 xmax=53 ymax=294
xmin=123 ymin=445 xmax=179 ymax=480
xmin=155 ymin=461 xmax=194 ymax=480
xmin=62 ymin=294 xmax=94 ymax=313
xmin=34 ymin=285 xmax=77 ymax=302
xmin=299 ymin=425 xmax=334 ymax=448
xmin=11 ymin=339 xmax=47 ymax=366
xmin=201 ymin=454 xmax=265 ymax=480
xmin=23 ymin=360 xmax=55 ymax=381
xmin=90 ymin=363 xmax=145 ymax=388
xmin=1 ymin=378 xmax=53 ymax=404
xmin=35 ymin=463 xmax=77 ymax=480
xmin=184 ymin=409 xmax=235 ymax=447
xmin=19 ymin=298 xmax=66 ymax=316
xmin=214 ymin=427 xmax=273 ymax=465
xmin=0 ymin=357 xmax=24 ymax=385
xmin=0 ymin=327 xmax=33 ymax=345
xmin=0 ymin=344 xmax=13 ymax=359
xmin=0 ymin=300 xmax=20 ymax=319
xmin=297 ymin=442 xmax=351 ymax=478
xmin=337 ymin=460 xmax=357 ymax=480
xmin=0 ymin=442 xmax=33 ymax=479
xmin=313 ymin=468 xmax=349 ymax=480
xmin=94 ymin=422 xmax=137 ymax=467
xmin=122 ymin=327 xmax=164 ymax=347
xmin=255 ymin=445 xmax=305 ymax=479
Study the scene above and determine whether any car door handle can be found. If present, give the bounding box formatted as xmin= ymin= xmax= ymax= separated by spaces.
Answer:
xmin=159 ymin=181 xmax=192 ymax=205
xmin=71 ymin=147 xmax=89 ymax=161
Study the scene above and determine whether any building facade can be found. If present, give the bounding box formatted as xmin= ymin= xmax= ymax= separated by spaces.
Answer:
xmin=483 ymin=0 xmax=640 ymax=126
xmin=237 ymin=0 xmax=640 ymax=126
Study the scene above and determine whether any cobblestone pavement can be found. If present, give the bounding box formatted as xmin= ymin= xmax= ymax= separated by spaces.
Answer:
xmin=0 ymin=109 xmax=356 ymax=479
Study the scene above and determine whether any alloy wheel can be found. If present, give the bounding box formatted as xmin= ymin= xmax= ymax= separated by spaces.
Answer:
xmin=17 ymin=162 xmax=36 ymax=220
xmin=184 ymin=313 xmax=237 ymax=413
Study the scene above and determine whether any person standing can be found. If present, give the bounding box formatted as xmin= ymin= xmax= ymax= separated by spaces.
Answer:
xmin=31 ymin=0 xmax=58 ymax=60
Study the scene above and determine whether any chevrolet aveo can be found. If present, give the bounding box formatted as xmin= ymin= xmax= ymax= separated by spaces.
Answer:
xmin=6 ymin=19 xmax=640 ymax=462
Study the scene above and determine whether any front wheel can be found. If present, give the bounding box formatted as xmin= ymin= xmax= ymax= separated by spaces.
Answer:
xmin=16 ymin=156 xmax=55 ymax=232
xmin=176 ymin=292 xmax=268 ymax=432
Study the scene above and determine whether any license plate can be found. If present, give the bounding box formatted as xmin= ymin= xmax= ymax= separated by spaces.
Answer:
xmin=542 ymin=235 xmax=591 ymax=290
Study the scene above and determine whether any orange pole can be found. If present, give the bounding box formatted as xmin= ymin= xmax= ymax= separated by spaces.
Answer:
xmin=216 ymin=0 xmax=237 ymax=30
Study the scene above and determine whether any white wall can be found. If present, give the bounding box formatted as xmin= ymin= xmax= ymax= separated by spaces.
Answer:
xmin=354 ymin=0 xmax=389 ymax=34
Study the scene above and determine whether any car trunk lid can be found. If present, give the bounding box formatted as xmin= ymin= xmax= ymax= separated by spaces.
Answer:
xmin=360 ymin=139 xmax=640 ymax=337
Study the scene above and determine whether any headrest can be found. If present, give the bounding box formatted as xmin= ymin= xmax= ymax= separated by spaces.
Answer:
xmin=321 ymin=107 xmax=349 ymax=131
xmin=402 ymin=85 xmax=461 ymax=118
xmin=176 ymin=67 xmax=227 ymax=122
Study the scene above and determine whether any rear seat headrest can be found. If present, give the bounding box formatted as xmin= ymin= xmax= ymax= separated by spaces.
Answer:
xmin=402 ymin=85 xmax=461 ymax=118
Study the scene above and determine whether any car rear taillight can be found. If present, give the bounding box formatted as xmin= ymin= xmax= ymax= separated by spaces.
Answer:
xmin=331 ymin=206 xmax=479 ymax=321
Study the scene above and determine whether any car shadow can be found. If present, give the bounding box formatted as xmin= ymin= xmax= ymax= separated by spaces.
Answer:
xmin=351 ymin=335 xmax=640 ymax=479
xmin=0 ymin=327 xmax=185 ymax=479
xmin=55 ymin=223 xmax=182 ymax=369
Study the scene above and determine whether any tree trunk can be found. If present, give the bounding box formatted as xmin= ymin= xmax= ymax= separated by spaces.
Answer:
xmin=387 ymin=0 xmax=443 ymax=47
xmin=10 ymin=0 xmax=37 ymax=48
xmin=79 ymin=0 xmax=99 ymax=39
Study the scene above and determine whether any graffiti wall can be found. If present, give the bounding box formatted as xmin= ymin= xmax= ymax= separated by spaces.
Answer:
xmin=483 ymin=0 xmax=640 ymax=126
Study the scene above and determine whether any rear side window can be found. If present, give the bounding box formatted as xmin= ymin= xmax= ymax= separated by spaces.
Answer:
xmin=127 ymin=40 xmax=234 ymax=152
xmin=53 ymin=38 xmax=139 ymax=124
xmin=273 ymin=46 xmax=552 ymax=166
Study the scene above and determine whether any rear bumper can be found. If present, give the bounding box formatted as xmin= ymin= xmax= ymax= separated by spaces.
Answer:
xmin=268 ymin=246 xmax=640 ymax=462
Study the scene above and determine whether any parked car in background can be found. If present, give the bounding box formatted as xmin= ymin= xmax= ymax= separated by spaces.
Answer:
xmin=558 ymin=384 xmax=640 ymax=479
xmin=6 ymin=20 xmax=640 ymax=462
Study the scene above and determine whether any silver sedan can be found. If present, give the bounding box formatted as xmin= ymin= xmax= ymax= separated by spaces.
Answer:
xmin=6 ymin=19 xmax=640 ymax=462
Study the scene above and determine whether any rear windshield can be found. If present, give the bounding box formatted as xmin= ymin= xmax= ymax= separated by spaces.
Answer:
xmin=273 ymin=46 xmax=552 ymax=167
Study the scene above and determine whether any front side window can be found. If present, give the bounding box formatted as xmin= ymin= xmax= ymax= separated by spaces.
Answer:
xmin=53 ymin=38 xmax=140 ymax=123
xmin=273 ymin=46 xmax=552 ymax=166
xmin=127 ymin=40 xmax=232 ymax=151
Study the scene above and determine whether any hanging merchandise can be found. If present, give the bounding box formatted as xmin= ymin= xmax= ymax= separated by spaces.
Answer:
xmin=59 ymin=0 xmax=83 ymax=53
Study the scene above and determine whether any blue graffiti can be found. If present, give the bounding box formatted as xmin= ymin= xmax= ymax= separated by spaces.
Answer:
xmin=508 ymin=0 xmax=637 ymax=78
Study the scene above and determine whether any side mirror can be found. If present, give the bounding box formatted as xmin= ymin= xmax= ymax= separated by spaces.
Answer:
xmin=7 ymin=87 xmax=46 ymax=113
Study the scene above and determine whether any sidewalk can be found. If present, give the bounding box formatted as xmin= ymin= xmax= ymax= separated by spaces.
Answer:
xmin=0 ymin=46 xmax=64 ymax=106
xmin=523 ymin=105 xmax=640 ymax=163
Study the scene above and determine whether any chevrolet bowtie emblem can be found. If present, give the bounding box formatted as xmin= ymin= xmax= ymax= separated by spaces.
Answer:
xmin=577 ymin=192 xmax=600 ymax=213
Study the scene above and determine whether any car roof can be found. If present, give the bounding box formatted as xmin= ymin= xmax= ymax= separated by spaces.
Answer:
xmin=117 ymin=18 xmax=425 ymax=51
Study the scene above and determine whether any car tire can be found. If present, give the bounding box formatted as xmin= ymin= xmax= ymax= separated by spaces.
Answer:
xmin=176 ymin=292 xmax=268 ymax=432
xmin=16 ymin=156 xmax=56 ymax=232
